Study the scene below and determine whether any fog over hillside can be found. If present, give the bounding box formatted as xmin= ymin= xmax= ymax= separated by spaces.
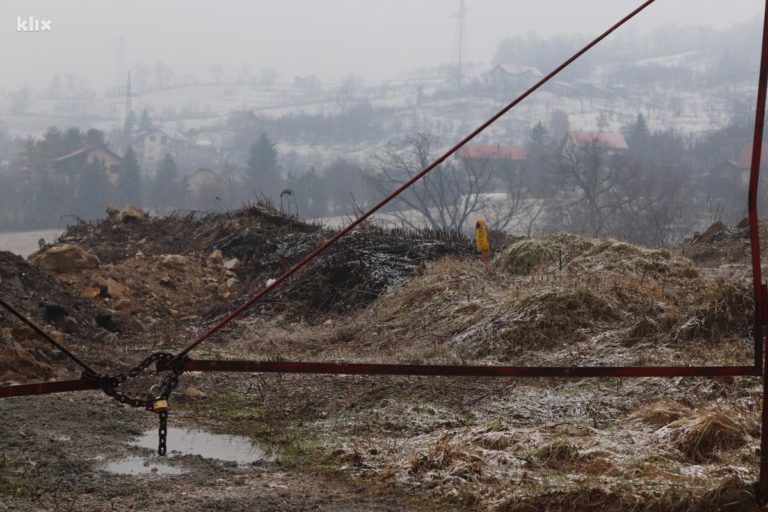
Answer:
xmin=0 ymin=1 xmax=764 ymax=242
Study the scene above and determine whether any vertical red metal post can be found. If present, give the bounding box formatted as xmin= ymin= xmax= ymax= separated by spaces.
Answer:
xmin=754 ymin=0 xmax=768 ymax=504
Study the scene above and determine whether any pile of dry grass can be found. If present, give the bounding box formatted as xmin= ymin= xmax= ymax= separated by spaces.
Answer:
xmin=495 ymin=233 xmax=698 ymax=283
xmin=666 ymin=407 xmax=749 ymax=462
xmin=631 ymin=400 xmax=691 ymax=429
xmin=675 ymin=279 xmax=752 ymax=342
xmin=495 ymin=233 xmax=593 ymax=275
xmin=408 ymin=433 xmax=484 ymax=478
xmin=534 ymin=438 xmax=581 ymax=466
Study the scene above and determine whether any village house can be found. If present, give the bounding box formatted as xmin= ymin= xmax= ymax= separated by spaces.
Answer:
xmin=135 ymin=127 xmax=188 ymax=171
xmin=457 ymin=143 xmax=525 ymax=162
xmin=487 ymin=64 xmax=543 ymax=91
xmin=564 ymin=131 xmax=629 ymax=155
xmin=51 ymin=144 xmax=123 ymax=183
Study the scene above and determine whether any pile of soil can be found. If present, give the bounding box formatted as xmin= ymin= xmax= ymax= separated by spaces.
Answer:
xmin=56 ymin=205 xmax=471 ymax=322
xmin=683 ymin=218 xmax=768 ymax=266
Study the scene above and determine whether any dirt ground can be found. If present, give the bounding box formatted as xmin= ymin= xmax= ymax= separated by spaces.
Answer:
xmin=0 ymin=208 xmax=765 ymax=511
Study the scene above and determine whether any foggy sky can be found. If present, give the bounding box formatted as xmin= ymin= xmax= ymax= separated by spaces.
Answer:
xmin=0 ymin=0 xmax=763 ymax=92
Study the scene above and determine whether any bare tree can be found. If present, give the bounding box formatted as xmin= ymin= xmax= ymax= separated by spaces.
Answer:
xmin=556 ymin=137 xmax=625 ymax=236
xmin=369 ymin=133 xmax=527 ymax=233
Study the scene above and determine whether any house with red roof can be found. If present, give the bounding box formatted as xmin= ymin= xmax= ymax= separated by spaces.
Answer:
xmin=457 ymin=144 xmax=525 ymax=161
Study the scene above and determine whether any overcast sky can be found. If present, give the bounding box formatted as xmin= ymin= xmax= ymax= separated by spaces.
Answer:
xmin=0 ymin=0 xmax=763 ymax=91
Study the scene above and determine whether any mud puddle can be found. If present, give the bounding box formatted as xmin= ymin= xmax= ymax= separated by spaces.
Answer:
xmin=132 ymin=427 xmax=272 ymax=465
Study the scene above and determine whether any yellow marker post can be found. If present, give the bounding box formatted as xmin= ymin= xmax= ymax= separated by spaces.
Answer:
xmin=475 ymin=218 xmax=490 ymax=271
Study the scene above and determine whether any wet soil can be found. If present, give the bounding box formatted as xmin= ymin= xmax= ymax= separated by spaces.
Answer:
xmin=0 ymin=392 xmax=414 ymax=512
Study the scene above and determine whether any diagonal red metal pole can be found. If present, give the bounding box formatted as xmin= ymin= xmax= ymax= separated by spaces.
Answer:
xmin=754 ymin=0 xmax=768 ymax=503
xmin=171 ymin=0 xmax=659 ymax=363
xmin=0 ymin=297 xmax=96 ymax=375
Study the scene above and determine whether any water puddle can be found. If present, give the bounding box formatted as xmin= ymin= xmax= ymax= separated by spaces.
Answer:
xmin=132 ymin=427 xmax=271 ymax=465
xmin=102 ymin=456 xmax=186 ymax=475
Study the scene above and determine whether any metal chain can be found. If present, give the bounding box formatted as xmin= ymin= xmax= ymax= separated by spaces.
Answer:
xmin=158 ymin=410 xmax=168 ymax=456
xmin=83 ymin=352 xmax=187 ymax=454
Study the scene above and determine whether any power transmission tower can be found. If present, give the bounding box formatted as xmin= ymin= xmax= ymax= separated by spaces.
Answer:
xmin=452 ymin=0 xmax=468 ymax=84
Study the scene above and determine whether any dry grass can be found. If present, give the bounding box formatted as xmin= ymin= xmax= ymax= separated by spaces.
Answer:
xmin=408 ymin=433 xmax=484 ymax=477
xmin=675 ymin=279 xmax=752 ymax=342
xmin=534 ymin=438 xmax=581 ymax=465
xmin=253 ymin=232 xmax=753 ymax=366
xmin=631 ymin=400 xmax=692 ymax=429
xmin=666 ymin=407 xmax=749 ymax=462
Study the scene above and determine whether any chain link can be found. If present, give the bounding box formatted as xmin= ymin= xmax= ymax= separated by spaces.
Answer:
xmin=83 ymin=352 xmax=187 ymax=454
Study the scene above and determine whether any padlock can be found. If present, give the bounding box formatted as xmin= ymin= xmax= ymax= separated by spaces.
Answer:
xmin=153 ymin=399 xmax=168 ymax=412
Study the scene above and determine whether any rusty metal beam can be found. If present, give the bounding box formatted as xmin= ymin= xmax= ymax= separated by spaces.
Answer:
xmin=181 ymin=360 xmax=761 ymax=378
xmin=0 ymin=379 xmax=99 ymax=398
xmin=0 ymin=363 xmax=759 ymax=399
xmin=753 ymin=0 xmax=768 ymax=503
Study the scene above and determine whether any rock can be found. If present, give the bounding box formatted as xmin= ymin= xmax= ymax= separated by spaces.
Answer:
xmin=142 ymin=317 xmax=158 ymax=331
xmin=208 ymin=249 xmax=224 ymax=265
xmin=183 ymin=387 xmax=207 ymax=400
xmin=113 ymin=299 xmax=133 ymax=312
xmin=29 ymin=244 xmax=100 ymax=273
xmin=40 ymin=302 xmax=69 ymax=320
xmin=95 ymin=310 xmax=119 ymax=332
xmin=118 ymin=204 xmax=147 ymax=223
xmin=223 ymin=257 xmax=240 ymax=270
xmin=106 ymin=204 xmax=120 ymax=219
xmin=95 ymin=309 xmax=138 ymax=333
xmin=225 ymin=277 xmax=239 ymax=288
xmin=81 ymin=287 xmax=101 ymax=299
xmin=224 ymin=269 xmax=236 ymax=278
xmin=61 ymin=317 xmax=80 ymax=334
xmin=159 ymin=275 xmax=175 ymax=288
xmin=105 ymin=277 xmax=128 ymax=298
xmin=135 ymin=250 xmax=145 ymax=259
xmin=160 ymin=254 xmax=188 ymax=267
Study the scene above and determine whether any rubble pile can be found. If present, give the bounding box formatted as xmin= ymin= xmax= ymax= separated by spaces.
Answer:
xmin=57 ymin=204 xmax=471 ymax=321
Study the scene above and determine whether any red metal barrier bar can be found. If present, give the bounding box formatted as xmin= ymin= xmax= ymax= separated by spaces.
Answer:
xmin=182 ymin=360 xmax=760 ymax=378
xmin=753 ymin=0 xmax=768 ymax=502
xmin=0 ymin=379 xmax=99 ymax=398
xmin=170 ymin=0 xmax=659 ymax=363
xmin=0 ymin=363 xmax=759 ymax=399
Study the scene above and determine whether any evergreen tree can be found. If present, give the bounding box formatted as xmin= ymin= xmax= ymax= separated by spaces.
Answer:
xmin=625 ymin=113 xmax=651 ymax=156
xmin=138 ymin=109 xmax=153 ymax=132
xmin=116 ymin=146 xmax=142 ymax=207
xmin=153 ymin=153 xmax=183 ymax=210
xmin=123 ymin=109 xmax=136 ymax=138
xmin=524 ymin=122 xmax=555 ymax=195
xmin=76 ymin=160 xmax=112 ymax=220
xmin=246 ymin=133 xmax=282 ymax=201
